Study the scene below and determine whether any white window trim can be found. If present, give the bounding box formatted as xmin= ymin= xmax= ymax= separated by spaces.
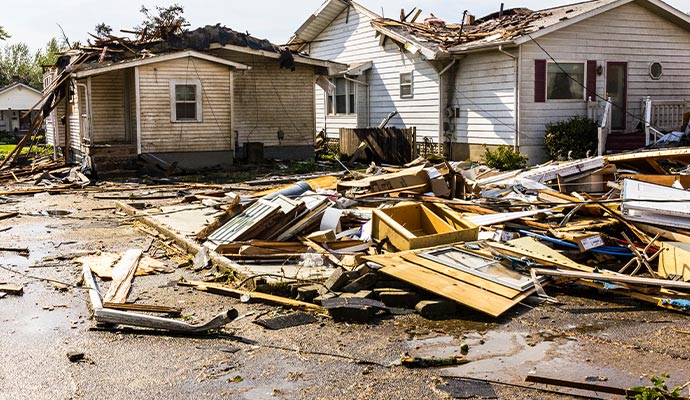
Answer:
xmin=169 ymin=79 xmax=202 ymax=122
xmin=327 ymin=77 xmax=357 ymax=116
xmin=400 ymin=72 xmax=413 ymax=99
xmin=545 ymin=61 xmax=586 ymax=102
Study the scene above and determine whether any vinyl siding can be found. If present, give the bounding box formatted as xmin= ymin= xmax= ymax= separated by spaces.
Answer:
xmin=228 ymin=54 xmax=317 ymax=148
xmin=90 ymin=70 xmax=128 ymax=144
xmin=453 ymin=51 xmax=516 ymax=146
xmin=306 ymin=6 xmax=440 ymax=141
xmin=138 ymin=57 xmax=233 ymax=154
xmin=518 ymin=1 xmax=690 ymax=162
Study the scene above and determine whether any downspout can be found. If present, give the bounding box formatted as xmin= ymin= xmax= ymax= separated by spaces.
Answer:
xmin=498 ymin=44 xmax=519 ymax=151
xmin=438 ymin=59 xmax=457 ymax=157
xmin=342 ymin=75 xmax=369 ymax=128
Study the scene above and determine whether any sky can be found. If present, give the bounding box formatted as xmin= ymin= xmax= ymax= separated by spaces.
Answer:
xmin=2 ymin=0 xmax=689 ymax=52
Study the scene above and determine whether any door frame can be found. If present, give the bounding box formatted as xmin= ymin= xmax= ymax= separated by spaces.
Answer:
xmin=606 ymin=61 xmax=628 ymax=131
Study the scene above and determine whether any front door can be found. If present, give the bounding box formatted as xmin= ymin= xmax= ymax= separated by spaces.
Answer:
xmin=606 ymin=62 xmax=627 ymax=131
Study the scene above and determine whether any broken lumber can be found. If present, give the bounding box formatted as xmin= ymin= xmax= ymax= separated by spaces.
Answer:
xmin=0 ymin=284 xmax=24 ymax=295
xmin=180 ymin=280 xmax=326 ymax=313
xmin=103 ymin=249 xmax=142 ymax=304
xmin=82 ymin=265 xmax=235 ymax=333
xmin=531 ymin=268 xmax=690 ymax=291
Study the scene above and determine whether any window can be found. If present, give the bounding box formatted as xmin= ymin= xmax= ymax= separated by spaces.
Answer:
xmin=170 ymin=80 xmax=202 ymax=122
xmin=546 ymin=62 xmax=584 ymax=100
xmin=649 ymin=62 xmax=663 ymax=80
xmin=400 ymin=72 xmax=413 ymax=98
xmin=327 ymin=77 xmax=356 ymax=115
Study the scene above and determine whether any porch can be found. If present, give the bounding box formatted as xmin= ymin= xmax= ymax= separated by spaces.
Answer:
xmin=587 ymin=97 xmax=690 ymax=154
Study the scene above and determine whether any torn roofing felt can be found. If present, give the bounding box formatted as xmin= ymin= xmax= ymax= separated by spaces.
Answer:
xmin=75 ymin=23 xmax=296 ymax=71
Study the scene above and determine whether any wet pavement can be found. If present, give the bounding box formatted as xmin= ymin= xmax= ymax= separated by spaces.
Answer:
xmin=1 ymin=191 xmax=690 ymax=399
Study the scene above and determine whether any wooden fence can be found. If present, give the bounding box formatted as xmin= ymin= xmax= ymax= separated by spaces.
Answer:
xmin=339 ymin=127 xmax=416 ymax=165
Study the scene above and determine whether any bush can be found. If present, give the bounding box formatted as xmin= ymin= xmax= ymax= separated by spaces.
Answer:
xmin=544 ymin=116 xmax=598 ymax=160
xmin=481 ymin=144 xmax=528 ymax=171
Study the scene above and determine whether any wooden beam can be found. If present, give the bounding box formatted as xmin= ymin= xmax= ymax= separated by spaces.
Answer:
xmin=103 ymin=249 xmax=142 ymax=304
xmin=180 ymin=280 xmax=326 ymax=313
xmin=531 ymin=268 xmax=690 ymax=291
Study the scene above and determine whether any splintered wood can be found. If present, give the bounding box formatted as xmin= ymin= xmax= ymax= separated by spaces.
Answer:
xmin=103 ymin=249 xmax=142 ymax=304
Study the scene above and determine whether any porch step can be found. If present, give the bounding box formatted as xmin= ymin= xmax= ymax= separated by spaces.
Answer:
xmin=88 ymin=146 xmax=138 ymax=179
xmin=605 ymin=133 xmax=647 ymax=154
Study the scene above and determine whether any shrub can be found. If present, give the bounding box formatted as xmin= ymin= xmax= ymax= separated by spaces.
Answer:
xmin=544 ymin=115 xmax=598 ymax=160
xmin=481 ymin=144 xmax=528 ymax=171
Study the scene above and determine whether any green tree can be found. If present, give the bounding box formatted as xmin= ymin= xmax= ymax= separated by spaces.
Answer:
xmin=0 ymin=42 xmax=38 ymax=87
xmin=0 ymin=25 xmax=9 ymax=41
xmin=136 ymin=4 xmax=188 ymax=40
xmin=0 ymin=38 xmax=65 ymax=89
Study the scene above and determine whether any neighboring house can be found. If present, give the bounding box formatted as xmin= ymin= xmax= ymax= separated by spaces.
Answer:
xmin=290 ymin=0 xmax=690 ymax=164
xmin=0 ymin=82 xmax=41 ymax=135
xmin=44 ymin=26 xmax=344 ymax=172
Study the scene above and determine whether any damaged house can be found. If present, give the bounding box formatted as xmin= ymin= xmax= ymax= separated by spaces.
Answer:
xmin=290 ymin=0 xmax=690 ymax=163
xmin=43 ymin=25 xmax=344 ymax=174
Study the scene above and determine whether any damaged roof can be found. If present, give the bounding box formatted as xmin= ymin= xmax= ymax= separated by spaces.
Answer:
xmin=369 ymin=0 xmax=690 ymax=57
xmin=70 ymin=24 xmax=343 ymax=76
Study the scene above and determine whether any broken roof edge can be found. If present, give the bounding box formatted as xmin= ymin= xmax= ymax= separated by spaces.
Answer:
xmin=72 ymin=50 xmax=250 ymax=79
xmin=209 ymin=43 xmax=347 ymax=72
xmin=288 ymin=0 xmax=381 ymax=52
xmin=370 ymin=23 xmax=449 ymax=60
xmin=449 ymin=41 xmax=518 ymax=55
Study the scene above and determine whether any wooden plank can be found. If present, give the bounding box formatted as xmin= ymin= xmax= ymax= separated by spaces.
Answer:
xmin=635 ymin=222 xmax=690 ymax=243
xmin=620 ymin=174 xmax=690 ymax=188
xmin=400 ymin=253 xmax=522 ymax=299
xmin=367 ymin=254 xmax=532 ymax=317
xmin=531 ymin=268 xmax=690 ymax=291
xmin=0 ymin=212 xmax=18 ymax=221
xmin=485 ymin=237 xmax=594 ymax=272
xmin=0 ymin=284 xmax=24 ymax=295
xmin=103 ymin=249 xmax=142 ymax=304
xmin=103 ymin=302 xmax=181 ymax=316
xmin=181 ymin=281 xmax=326 ymax=313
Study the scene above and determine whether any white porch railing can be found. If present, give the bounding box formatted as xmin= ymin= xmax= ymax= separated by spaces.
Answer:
xmin=587 ymin=97 xmax=612 ymax=156
xmin=642 ymin=97 xmax=689 ymax=146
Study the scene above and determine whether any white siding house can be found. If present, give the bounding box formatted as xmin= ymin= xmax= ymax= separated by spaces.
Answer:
xmin=290 ymin=1 xmax=449 ymax=148
xmin=450 ymin=0 xmax=690 ymax=163
xmin=0 ymin=82 xmax=42 ymax=134
xmin=293 ymin=0 xmax=690 ymax=164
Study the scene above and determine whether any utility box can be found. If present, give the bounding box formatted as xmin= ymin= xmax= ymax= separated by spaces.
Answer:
xmin=372 ymin=203 xmax=478 ymax=251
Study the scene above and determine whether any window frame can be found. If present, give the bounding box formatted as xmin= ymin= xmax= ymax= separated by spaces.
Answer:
xmin=545 ymin=61 xmax=586 ymax=102
xmin=400 ymin=72 xmax=413 ymax=99
xmin=327 ymin=77 xmax=356 ymax=115
xmin=169 ymin=79 xmax=202 ymax=122
xmin=649 ymin=61 xmax=663 ymax=80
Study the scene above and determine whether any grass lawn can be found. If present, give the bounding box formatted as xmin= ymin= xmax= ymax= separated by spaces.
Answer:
xmin=0 ymin=144 xmax=16 ymax=157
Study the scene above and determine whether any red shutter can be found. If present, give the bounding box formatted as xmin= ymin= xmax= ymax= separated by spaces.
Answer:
xmin=586 ymin=60 xmax=597 ymax=101
xmin=534 ymin=59 xmax=546 ymax=103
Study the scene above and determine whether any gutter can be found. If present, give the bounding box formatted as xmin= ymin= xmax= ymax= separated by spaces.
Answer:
xmin=498 ymin=44 xmax=520 ymax=151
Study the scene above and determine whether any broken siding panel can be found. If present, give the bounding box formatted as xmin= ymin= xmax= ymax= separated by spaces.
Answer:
xmin=90 ymin=70 xmax=127 ymax=144
xmin=232 ymin=58 xmax=316 ymax=148
xmin=138 ymin=57 xmax=232 ymax=153
xmin=308 ymin=6 xmax=440 ymax=140
xmin=455 ymin=51 xmax=516 ymax=146
xmin=519 ymin=2 xmax=690 ymax=162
